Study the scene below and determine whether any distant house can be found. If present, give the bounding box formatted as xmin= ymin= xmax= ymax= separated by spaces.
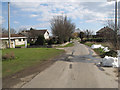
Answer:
xmin=96 ymin=26 xmax=114 ymax=37
xmin=19 ymin=28 xmax=49 ymax=43
xmin=0 ymin=34 xmax=27 ymax=49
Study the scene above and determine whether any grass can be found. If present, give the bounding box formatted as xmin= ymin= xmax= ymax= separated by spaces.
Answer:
xmin=84 ymin=42 xmax=95 ymax=47
xmin=2 ymin=48 xmax=64 ymax=77
xmin=16 ymin=44 xmax=25 ymax=47
xmin=56 ymin=43 xmax=74 ymax=48
xmin=16 ymin=43 xmax=30 ymax=47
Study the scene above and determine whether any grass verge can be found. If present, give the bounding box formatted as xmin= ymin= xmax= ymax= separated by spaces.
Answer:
xmin=83 ymin=42 xmax=117 ymax=58
xmin=56 ymin=43 xmax=74 ymax=48
xmin=2 ymin=48 xmax=64 ymax=77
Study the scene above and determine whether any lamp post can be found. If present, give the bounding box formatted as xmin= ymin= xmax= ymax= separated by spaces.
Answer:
xmin=8 ymin=2 xmax=11 ymax=48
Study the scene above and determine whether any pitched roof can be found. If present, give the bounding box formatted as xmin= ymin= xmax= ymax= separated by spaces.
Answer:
xmin=1 ymin=34 xmax=26 ymax=38
xmin=29 ymin=28 xmax=49 ymax=38
xmin=30 ymin=29 xmax=48 ymax=35
xmin=96 ymin=26 xmax=114 ymax=33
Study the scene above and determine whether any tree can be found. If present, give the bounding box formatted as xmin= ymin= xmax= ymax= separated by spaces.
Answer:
xmin=2 ymin=28 xmax=16 ymax=34
xmin=35 ymin=35 xmax=45 ymax=45
xmin=79 ymin=32 xmax=84 ymax=42
xmin=72 ymin=32 xmax=79 ymax=38
xmin=105 ymin=20 xmax=119 ymax=50
xmin=50 ymin=15 xmax=75 ymax=43
xmin=84 ymin=29 xmax=93 ymax=39
xmin=2 ymin=28 xmax=8 ymax=34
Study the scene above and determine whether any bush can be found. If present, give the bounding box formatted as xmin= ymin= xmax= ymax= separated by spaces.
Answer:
xmin=47 ymin=39 xmax=54 ymax=45
xmin=103 ymin=50 xmax=117 ymax=57
xmin=94 ymin=48 xmax=117 ymax=58
xmin=84 ymin=38 xmax=105 ymax=42
xmin=2 ymin=52 xmax=15 ymax=60
xmin=35 ymin=35 xmax=45 ymax=45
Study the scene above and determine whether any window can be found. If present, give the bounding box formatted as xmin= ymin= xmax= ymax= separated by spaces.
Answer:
xmin=19 ymin=39 xmax=21 ymax=41
xmin=23 ymin=38 xmax=25 ymax=41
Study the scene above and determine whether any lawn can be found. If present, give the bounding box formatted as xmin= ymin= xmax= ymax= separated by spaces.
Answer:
xmin=2 ymin=48 xmax=64 ymax=77
xmin=56 ymin=43 xmax=74 ymax=48
xmin=84 ymin=42 xmax=95 ymax=47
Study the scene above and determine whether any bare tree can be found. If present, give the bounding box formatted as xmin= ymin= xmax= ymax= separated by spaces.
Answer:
xmin=2 ymin=28 xmax=16 ymax=34
xmin=18 ymin=28 xmax=27 ymax=33
xmin=10 ymin=28 xmax=16 ymax=34
xmin=50 ymin=15 xmax=75 ymax=43
xmin=2 ymin=28 xmax=8 ymax=34
xmin=105 ymin=20 xmax=119 ymax=50
xmin=84 ymin=29 xmax=93 ymax=39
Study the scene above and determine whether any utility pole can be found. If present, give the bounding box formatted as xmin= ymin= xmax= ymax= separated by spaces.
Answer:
xmin=115 ymin=0 xmax=118 ymax=33
xmin=8 ymin=2 xmax=11 ymax=48
xmin=115 ymin=0 xmax=118 ymax=49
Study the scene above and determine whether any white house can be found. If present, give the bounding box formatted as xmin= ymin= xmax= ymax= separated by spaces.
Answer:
xmin=0 ymin=34 xmax=27 ymax=49
xmin=19 ymin=28 xmax=50 ymax=43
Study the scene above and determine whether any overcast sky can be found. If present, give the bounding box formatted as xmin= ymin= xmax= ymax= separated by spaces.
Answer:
xmin=1 ymin=0 xmax=120 ymax=35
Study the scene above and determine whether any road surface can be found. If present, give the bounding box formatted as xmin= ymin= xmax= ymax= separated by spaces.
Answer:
xmin=22 ymin=40 xmax=118 ymax=88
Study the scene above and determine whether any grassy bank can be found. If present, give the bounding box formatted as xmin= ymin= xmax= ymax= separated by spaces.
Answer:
xmin=83 ymin=42 xmax=117 ymax=58
xmin=2 ymin=48 xmax=64 ymax=77
xmin=56 ymin=43 xmax=74 ymax=48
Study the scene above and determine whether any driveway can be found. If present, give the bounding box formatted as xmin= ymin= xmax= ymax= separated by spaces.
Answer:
xmin=22 ymin=40 xmax=118 ymax=88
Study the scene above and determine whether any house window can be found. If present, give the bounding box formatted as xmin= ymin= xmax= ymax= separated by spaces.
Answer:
xmin=19 ymin=39 xmax=21 ymax=41
xmin=23 ymin=38 xmax=25 ymax=41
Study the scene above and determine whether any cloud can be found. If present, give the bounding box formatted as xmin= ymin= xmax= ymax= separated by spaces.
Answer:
xmin=3 ymin=0 xmax=107 ymax=2
xmin=13 ymin=21 xmax=19 ymax=24
xmin=0 ymin=16 xmax=5 ymax=25
xmin=19 ymin=22 xmax=50 ymax=30
xmin=99 ymin=1 xmax=114 ymax=7
xmin=11 ymin=2 xmax=114 ymax=23
xmin=7 ymin=2 xmax=115 ymax=32
xmin=0 ymin=16 xmax=2 ymax=25
xmin=29 ymin=14 xmax=38 ymax=18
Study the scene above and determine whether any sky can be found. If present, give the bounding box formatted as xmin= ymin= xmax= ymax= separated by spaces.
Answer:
xmin=1 ymin=0 xmax=120 ymax=35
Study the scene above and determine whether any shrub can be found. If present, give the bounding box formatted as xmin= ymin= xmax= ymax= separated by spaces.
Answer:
xmin=47 ymin=39 xmax=54 ymax=45
xmin=84 ymin=38 xmax=105 ymax=42
xmin=35 ymin=35 xmax=45 ymax=45
xmin=94 ymin=48 xmax=117 ymax=58
xmin=103 ymin=50 xmax=117 ymax=57
xmin=2 ymin=52 xmax=15 ymax=60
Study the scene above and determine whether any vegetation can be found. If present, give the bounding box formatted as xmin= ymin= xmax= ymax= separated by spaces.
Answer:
xmin=94 ymin=49 xmax=117 ymax=58
xmin=83 ymin=42 xmax=117 ymax=58
xmin=56 ymin=42 xmax=74 ymax=48
xmin=84 ymin=29 xmax=93 ymax=39
xmin=79 ymin=32 xmax=84 ymax=42
xmin=2 ymin=48 xmax=64 ymax=77
xmin=2 ymin=28 xmax=16 ymax=34
xmin=2 ymin=52 xmax=15 ymax=60
xmin=105 ymin=20 xmax=119 ymax=50
xmin=35 ymin=35 xmax=45 ymax=45
xmin=84 ymin=42 xmax=95 ymax=47
xmin=16 ymin=44 xmax=25 ymax=47
xmin=50 ymin=15 xmax=75 ymax=44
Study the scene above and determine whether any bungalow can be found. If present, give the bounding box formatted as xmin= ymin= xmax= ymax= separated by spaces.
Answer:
xmin=19 ymin=28 xmax=50 ymax=43
xmin=96 ymin=26 xmax=114 ymax=37
xmin=0 ymin=34 xmax=27 ymax=49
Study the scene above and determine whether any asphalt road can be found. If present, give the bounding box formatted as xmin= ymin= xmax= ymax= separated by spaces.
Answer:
xmin=22 ymin=40 xmax=118 ymax=88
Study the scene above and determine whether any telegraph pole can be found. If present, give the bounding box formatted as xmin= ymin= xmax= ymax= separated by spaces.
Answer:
xmin=8 ymin=2 xmax=11 ymax=48
xmin=115 ymin=0 xmax=118 ymax=49
xmin=115 ymin=0 xmax=118 ymax=33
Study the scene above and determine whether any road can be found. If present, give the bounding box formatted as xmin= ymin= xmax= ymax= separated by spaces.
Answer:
xmin=22 ymin=40 xmax=118 ymax=88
